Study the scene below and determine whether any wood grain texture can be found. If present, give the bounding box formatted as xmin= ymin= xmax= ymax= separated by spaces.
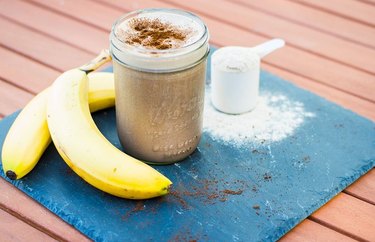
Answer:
xmin=0 ymin=208 xmax=56 ymax=242
xmin=293 ymin=0 xmax=375 ymax=27
xmin=0 ymin=0 xmax=108 ymax=54
xmin=231 ymin=0 xmax=375 ymax=49
xmin=311 ymin=193 xmax=375 ymax=241
xmin=280 ymin=219 xmax=356 ymax=242
xmin=29 ymin=0 xmax=122 ymax=31
xmin=345 ymin=169 xmax=375 ymax=205
xmin=0 ymin=178 xmax=90 ymax=242
xmin=0 ymin=46 xmax=58 ymax=94
xmin=0 ymin=79 xmax=33 ymax=116
xmin=0 ymin=16 xmax=93 ymax=71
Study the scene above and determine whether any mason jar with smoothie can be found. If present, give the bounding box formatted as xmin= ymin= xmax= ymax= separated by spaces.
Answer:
xmin=110 ymin=8 xmax=209 ymax=164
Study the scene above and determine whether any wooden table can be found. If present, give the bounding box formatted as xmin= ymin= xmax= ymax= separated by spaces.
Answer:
xmin=0 ymin=0 xmax=374 ymax=241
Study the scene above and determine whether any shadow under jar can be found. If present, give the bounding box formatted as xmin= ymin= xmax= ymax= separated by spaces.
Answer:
xmin=110 ymin=8 xmax=209 ymax=164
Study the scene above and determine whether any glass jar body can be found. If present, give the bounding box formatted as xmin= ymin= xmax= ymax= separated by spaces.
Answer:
xmin=113 ymin=59 xmax=207 ymax=163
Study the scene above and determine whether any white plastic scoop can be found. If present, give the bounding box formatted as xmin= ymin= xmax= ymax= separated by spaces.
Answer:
xmin=211 ymin=38 xmax=285 ymax=114
xmin=250 ymin=38 xmax=285 ymax=58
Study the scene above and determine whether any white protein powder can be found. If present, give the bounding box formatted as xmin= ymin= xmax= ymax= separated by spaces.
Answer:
xmin=212 ymin=47 xmax=259 ymax=72
xmin=203 ymin=87 xmax=315 ymax=147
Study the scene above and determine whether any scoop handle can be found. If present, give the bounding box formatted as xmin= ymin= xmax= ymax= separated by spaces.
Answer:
xmin=251 ymin=38 xmax=285 ymax=58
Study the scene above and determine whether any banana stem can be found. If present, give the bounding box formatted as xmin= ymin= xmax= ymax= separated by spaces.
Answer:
xmin=79 ymin=49 xmax=112 ymax=74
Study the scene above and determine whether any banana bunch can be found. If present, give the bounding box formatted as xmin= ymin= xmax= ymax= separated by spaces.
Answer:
xmin=2 ymin=72 xmax=115 ymax=180
xmin=2 ymin=52 xmax=172 ymax=199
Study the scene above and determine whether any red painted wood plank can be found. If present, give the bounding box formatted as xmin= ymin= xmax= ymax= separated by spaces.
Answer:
xmin=0 ymin=46 xmax=59 ymax=94
xmin=280 ymin=219 xmax=356 ymax=242
xmin=0 ymin=79 xmax=33 ymax=116
xmin=345 ymin=169 xmax=375 ymax=205
xmin=0 ymin=178 xmax=90 ymax=242
xmin=0 ymin=0 xmax=108 ymax=54
xmin=231 ymin=0 xmax=375 ymax=49
xmin=0 ymin=208 xmax=56 ymax=242
xmin=361 ymin=0 xmax=375 ymax=5
xmin=311 ymin=193 xmax=375 ymax=241
xmin=293 ymin=0 xmax=375 ymax=27
xmin=29 ymin=0 xmax=123 ymax=31
xmin=0 ymin=16 xmax=93 ymax=71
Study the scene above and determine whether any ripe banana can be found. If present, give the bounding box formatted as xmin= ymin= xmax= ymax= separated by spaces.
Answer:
xmin=47 ymin=69 xmax=171 ymax=199
xmin=1 ymin=72 xmax=115 ymax=180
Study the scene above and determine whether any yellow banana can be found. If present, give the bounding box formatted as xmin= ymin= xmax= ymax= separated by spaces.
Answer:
xmin=47 ymin=69 xmax=171 ymax=199
xmin=1 ymin=72 xmax=115 ymax=180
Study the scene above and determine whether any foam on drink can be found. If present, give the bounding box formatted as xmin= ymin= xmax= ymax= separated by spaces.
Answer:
xmin=115 ymin=11 xmax=205 ymax=51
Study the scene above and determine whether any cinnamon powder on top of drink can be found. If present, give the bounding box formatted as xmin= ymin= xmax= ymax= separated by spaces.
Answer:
xmin=118 ymin=17 xmax=191 ymax=50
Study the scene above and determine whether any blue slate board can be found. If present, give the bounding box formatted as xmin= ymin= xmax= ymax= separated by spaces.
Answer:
xmin=0 ymin=48 xmax=374 ymax=242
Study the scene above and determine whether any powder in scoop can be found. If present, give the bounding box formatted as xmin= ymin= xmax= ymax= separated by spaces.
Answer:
xmin=212 ymin=48 xmax=259 ymax=72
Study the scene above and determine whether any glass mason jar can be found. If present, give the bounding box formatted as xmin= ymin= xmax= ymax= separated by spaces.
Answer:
xmin=109 ymin=8 xmax=209 ymax=164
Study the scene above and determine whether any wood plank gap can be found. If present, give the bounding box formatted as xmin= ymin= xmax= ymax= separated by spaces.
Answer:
xmin=0 ymin=42 xmax=62 ymax=73
xmin=161 ymin=0 xmax=375 ymax=76
xmin=303 ymin=218 xmax=360 ymax=242
xmin=261 ymin=61 xmax=375 ymax=104
xmin=230 ymin=0 xmax=375 ymax=50
xmin=289 ymin=0 xmax=375 ymax=28
xmin=0 ymin=74 xmax=37 ymax=96
xmin=0 ymin=77 xmax=34 ymax=116
xmin=356 ymin=0 xmax=375 ymax=6
xmin=343 ymin=190 xmax=375 ymax=206
xmin=0 ymin=13 xmax=95 ymax=56
xmin=309 ymin=216 xmax=368 ymax=242
xmin=0 ymin=207 xmax=57 ymax=242
xmin=0 ymin=204 xmax=68 ymax=242
xmin=344 ymin=169 xmax=375 ymax=204
xmin=26 ymin=0 xmax=109 ymax=33
xmin=280 ymin=219 xmax=359 ymax=242
xmin=90 ymin=0 xmax=121 ymax=10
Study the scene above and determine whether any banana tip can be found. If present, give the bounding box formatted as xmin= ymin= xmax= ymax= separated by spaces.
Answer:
xmin=6 ymin=170 xmax=17 ymax=180
xmin=163 ymin=183 xmax=173 ymax=195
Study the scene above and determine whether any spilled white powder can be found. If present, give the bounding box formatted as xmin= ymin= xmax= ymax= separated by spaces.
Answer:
xmin=203 ymin=88 xmax=315 ymax=147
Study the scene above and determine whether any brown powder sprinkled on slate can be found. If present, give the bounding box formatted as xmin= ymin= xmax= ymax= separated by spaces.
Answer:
xmin=169 ymin=190 xmax=190 ymax=209
xmin=120 ymin=17 xmax=191 ymax=50
xmin=263 ymin=173 xmax=272 ymax=181
xmin=121 ymin=201 xmax=145 ymax=220
xmin=253 ymin=204 xmax=260 ymax=210
xmin=222 ymin=189 xmax=243 ymax=195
